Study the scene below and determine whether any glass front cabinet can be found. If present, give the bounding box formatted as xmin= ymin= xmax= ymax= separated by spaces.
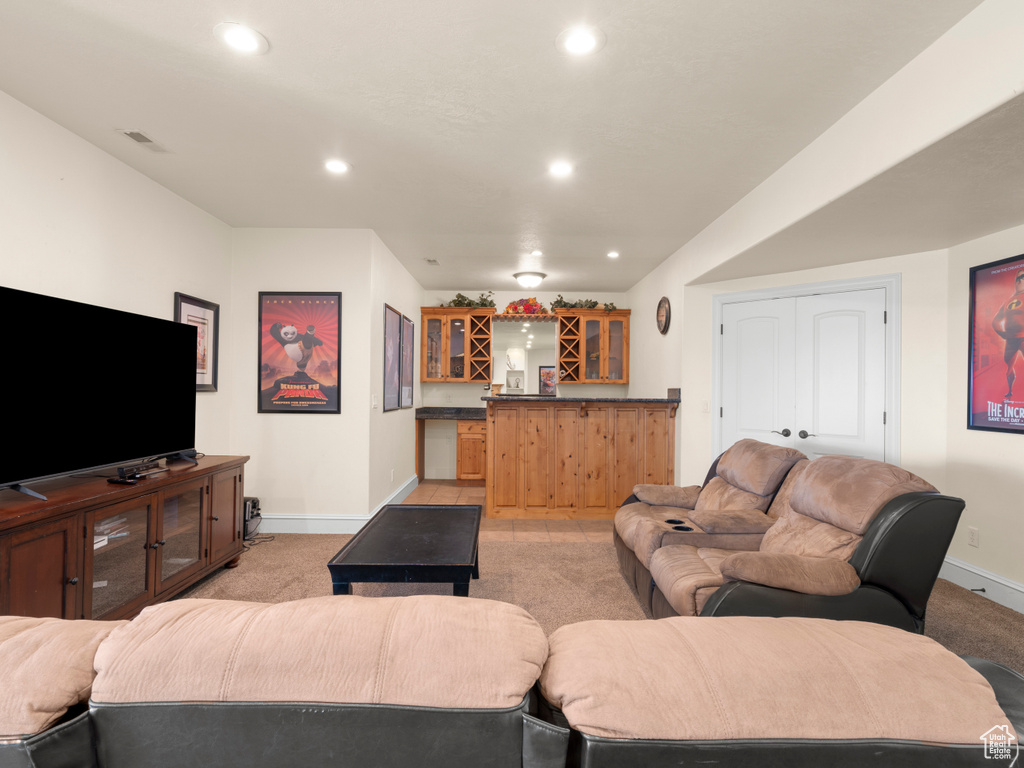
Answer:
xmin=420 ymin=307 xmax=494 ymax=383
xmin=556 ymin=309 xmax=630 ymax=384
xmin=84 ymin=476 xmax=226 ymax=620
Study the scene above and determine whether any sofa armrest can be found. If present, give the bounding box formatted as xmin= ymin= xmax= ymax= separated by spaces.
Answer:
xmin=688 ymin=508 xmax=774 ymax=534
xmin=719 ymin=552 xmax=860 ymax=596
xmin=633 ymin=484 xmax=700 ymax=508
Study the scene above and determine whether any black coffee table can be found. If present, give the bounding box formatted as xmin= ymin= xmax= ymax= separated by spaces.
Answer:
xmin=327 ymin=504 xmax=481 ymax=597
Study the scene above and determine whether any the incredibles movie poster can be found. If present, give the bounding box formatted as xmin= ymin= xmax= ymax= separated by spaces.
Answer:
xmin=969 ymin=255 xmax=1024 ymax=432
xmin=258 ymin=292 xmax=341 ymax=413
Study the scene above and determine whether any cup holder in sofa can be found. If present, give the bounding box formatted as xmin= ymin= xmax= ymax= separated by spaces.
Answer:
xmin=664 ymin=519 xmax=685 ymax=525
xmin=672 ymin=525 xmax=693 ymax=532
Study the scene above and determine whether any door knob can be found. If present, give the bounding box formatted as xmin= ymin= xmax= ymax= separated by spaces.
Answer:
xmin=771 ymin=429 xmax=792 ymax=437
xmin=798 ymin=430 xmax=817 ymax=439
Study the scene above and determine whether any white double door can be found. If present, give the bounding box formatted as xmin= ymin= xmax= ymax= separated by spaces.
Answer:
xmin=720 ymin=288 xmax=887 ymax=460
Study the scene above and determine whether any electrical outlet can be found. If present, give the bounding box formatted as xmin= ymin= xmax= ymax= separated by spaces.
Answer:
xmin=372 ymin=395 xmax=378 ymax=409
xmin=702 ymin=400 xmax=710 ymax=413
xmin=968 ymin=526 xmax=980 ymax=548
xmin=390 ymin=469 xmax=395 ymax=482
xmin=445 ymin=394 xmax=453 ymax=404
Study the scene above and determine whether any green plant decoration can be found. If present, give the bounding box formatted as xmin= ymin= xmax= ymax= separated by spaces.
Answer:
xmin=442 ymin=291 xmax=495 ymax=308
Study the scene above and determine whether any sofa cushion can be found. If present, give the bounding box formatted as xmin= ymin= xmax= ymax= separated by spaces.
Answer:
xmin=539 ymin=616 xmax=1014 ymax=743
xmin=92 ymin=596 xmax=547 ymax=710
xmin=720 ymin=551 xmax=861 ymax=596
xmin=632 ymin=484 xmax=700 ymax=508
xmin=0 ymin=616 xmax=126 ymax=740
xmin=648 ymin=546 xmax=733 ymax=617
xmin=760 ymin=507 xmax=862 ymax=559
xmin=693 ymin=477 xmax=770 ymax=512
xmin=789 ymin=455 xmax=936 ymax=535
xmin=614 ymin=502 xmax=682 ymax=551
xmin=716 ymin=439 xmax=806 ymax=497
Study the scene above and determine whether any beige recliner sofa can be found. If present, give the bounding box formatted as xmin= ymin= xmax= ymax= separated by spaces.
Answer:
xmin=649 ymin=454 xmax=964 ymax=632
xmin=614 ymin=439 xmax=806 ymax=612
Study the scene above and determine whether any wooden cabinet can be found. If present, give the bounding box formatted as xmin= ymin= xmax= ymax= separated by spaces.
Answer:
xmin=555 ymin=309 xmax=630 ymax=384
xmin=456 ymin=421 xmax=486 ymax=486
xmin=0 ymin=456 xmax=248 ymax=620
xmin=421 ymin=307 xmax=495 ymax=383
xmin=209 ymin=467 xmax=243 ymax=564
xmin=486 ymin=399 xmax=674 ymax=518
xmin=0 ymin=516 xmax=79 ymax=619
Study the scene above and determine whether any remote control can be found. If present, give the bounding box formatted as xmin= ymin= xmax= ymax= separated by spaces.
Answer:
xmin=107 ymin=477 xmax=138 ymax=485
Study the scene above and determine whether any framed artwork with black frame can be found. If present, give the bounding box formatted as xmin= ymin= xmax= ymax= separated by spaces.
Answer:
xmin=401 ymin=314 xmax=415 ymax=408
xmin=174 ymin=292 xmax=219 ymax=392
xmin=384 ymin=304 xmax=402 ymax=412
xmin=258 ymin=292 xmax=341 ymax=414
xmin=968 ymin=253 xmax=1024 ymax=433
xmin=538 ymin=365 xmax=557 ymax=396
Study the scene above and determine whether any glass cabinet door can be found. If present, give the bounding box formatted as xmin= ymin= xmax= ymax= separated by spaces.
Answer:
xmin=449 ymin=317 xmax=466 ymax=379
xmin=157 ymin=479 xmax=206 ymax=592
xmin=87 ymin=497 xmax=153 ymax=619
xmin=584 ymin=319 xmax=603 ymax=381
xmin=424 ymin=316 xmax=445 ymax=380
xmin=607 ymin=318 xmax=625 ymax=382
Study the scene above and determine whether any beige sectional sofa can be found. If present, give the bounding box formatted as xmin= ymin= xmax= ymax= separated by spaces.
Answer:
xmin=615 ymin=443 xmax=965 ymax=632
xmin=2 ymin=595 xmax=1021 ymax=768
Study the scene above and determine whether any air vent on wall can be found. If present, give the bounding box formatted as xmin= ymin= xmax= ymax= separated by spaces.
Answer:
xmin=119 ymin=129 xmax=169 ymax=153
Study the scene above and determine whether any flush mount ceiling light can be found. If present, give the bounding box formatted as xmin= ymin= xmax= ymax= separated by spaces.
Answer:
xmin=556 ymin=25 xmax=606 ymax=56
xmin=607 ymin=251 xmax=620 ymax=259
xmin=514 ymin=272 xmax=546 ymax=289
xmin=325 ymin=159 xmax=350 ymax=174
xmin=549 ymin=160 xmax=573 ymax=178
xmin=214 ymin=22 xmax=270 ymax=54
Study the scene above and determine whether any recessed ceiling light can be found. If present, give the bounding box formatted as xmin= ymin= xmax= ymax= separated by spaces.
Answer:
xmin=556 ymin=25 xmax=606 ymax=56
xmin=325 ymin=159 xmax=350 ymax=174
xmin=607 ymin=251 xmax=620 ymax=259
xmin=549 ymin=160 xmax=573 ymax=178
xmin=214 ymin=22 xmax=270 ymax=55
xmin=528 ymin=335 xmax=534 ymax=340
xmin=531 ymin=250 xmax=543 ymax=257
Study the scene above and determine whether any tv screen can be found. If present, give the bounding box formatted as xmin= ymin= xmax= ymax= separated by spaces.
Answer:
xmin=1 ymin=286 xmax=197 ymax=494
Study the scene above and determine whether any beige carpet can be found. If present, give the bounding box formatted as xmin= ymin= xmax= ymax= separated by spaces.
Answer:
xmin=177 ymin=533 xmax=1024 ymax=673
xmin=178 ymin=534 xmax=645 ymax=635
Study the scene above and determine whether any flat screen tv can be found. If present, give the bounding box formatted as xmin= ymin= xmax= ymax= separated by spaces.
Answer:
xmin=1 ymin=285 xmax=197 ymax=499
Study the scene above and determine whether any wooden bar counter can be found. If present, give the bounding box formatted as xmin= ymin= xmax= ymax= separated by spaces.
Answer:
xmin=484 ymin=395 xmax=678 ymax=519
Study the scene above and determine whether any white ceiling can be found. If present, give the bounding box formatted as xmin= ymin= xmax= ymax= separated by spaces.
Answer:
xmin=0 ymin=0 xmax=998 ymax=292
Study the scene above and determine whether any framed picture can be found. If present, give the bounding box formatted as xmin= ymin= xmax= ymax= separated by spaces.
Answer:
xmin=174 ymin=293 xmax=219 ymax=392
xmin=401 ymin=315 xmax=415 ymax=408
xmin=969 ymin=254 xmax=1024 ymax=432
xmin=384 ymin=304 xmax=401 ymax=412
xmin=258 ymin=292 xmax=341 ymax=413
xmin=539 ymin=365 xmax=557 ymax=396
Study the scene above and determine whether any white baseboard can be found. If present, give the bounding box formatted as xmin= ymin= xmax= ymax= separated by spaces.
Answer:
xmin=940 ymin=556 xmax=1024 ymax=615
xmin=257 ymin=474 xmax=419 ymax=535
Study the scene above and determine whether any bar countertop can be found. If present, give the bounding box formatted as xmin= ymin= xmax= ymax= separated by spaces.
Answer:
xmin=415 ymin=407 xmax=487 ymax=420
xmin=481 ymin=395 xmax=680 ymax=404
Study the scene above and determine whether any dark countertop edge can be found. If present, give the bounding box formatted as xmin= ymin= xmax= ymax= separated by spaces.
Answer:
xmin=480 ymin=396 xmax=680 ymax=403
xmin=415 ymin=407 xmax=487 ymax=420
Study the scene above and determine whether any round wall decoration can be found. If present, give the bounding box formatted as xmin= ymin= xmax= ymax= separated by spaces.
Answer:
xmin=656 ymin=296 xmax=671 ymax=335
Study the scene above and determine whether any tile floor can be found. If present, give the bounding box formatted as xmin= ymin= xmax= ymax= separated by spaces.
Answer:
xmin=402 ymin=480 xmax=614 ymax=543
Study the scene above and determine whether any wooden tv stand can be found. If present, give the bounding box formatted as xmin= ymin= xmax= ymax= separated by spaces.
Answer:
xmin=0 ymin=455 xmax=249 ymax=621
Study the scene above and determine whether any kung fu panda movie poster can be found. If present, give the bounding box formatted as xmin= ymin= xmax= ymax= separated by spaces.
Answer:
xmin=969 ymin=254 xmax=1024 ymax=433
xmin=258 ymin=292 xmax=341 ymax=413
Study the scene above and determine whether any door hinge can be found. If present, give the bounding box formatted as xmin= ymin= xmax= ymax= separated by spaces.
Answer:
xmin=720 ymin=324 xmax=724 ymax=335
xmin=883 ymin=411 xmax=887 ymax=424
xmin=883 ymin=310 xmax=887 ymax=324
xmin=719 ymin=407 xmax=723 ymax=417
